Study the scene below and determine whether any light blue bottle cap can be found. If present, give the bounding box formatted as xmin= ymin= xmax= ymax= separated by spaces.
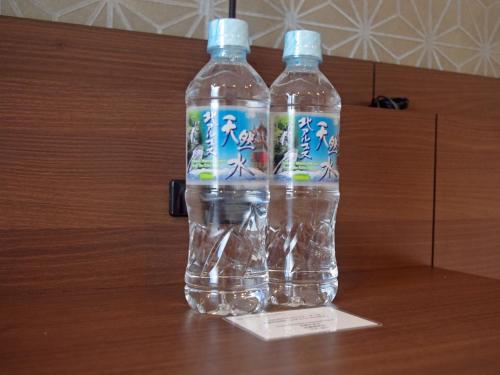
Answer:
xmin=283 ymin=30 xmax=322 ymax=62
xmin=207 ymin=18 xmax=250 ymax=52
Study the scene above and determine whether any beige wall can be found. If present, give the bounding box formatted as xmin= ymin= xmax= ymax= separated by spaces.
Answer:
xmin=1 ymin=0 xmax=499 ymax=78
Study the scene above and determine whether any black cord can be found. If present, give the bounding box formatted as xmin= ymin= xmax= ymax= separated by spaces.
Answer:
xmin=370 ymin=96 xmax=409 ymax=110
xmin=228 ymin=0 xmax=236 ymax=18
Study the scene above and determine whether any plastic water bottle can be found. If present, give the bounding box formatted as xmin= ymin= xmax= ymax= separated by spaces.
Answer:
xmin=267 ymin=30 xmax=341 ymax=307
xmin=184 ymin=18 xmax=270 ymax=315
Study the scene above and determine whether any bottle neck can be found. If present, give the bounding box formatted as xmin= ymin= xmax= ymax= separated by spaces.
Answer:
xmin=284 ymin=56 xmax=320 ymax=71
xmin=209 ymin=46 xmax=248 ymax=62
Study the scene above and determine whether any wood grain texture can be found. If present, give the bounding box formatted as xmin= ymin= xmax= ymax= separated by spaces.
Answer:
xmin=338 ymin=107 xmax=435 ymax=271
xmin=0 ymin=15 xmax=372 ymax=231
xmin=435 ymin=115 xmax=500 ymax=279
xmin=375 ymin=63 xmax=500 ymax=118
xmin=2 ymin=267 xmax=500 ymax=374
xmin=0 ymin=106 xmax=436 ymax=292
xmin=0 ymin=227 xmax=188 ymax=293
xmin=0 ymin=16 xmax=434 ymax=292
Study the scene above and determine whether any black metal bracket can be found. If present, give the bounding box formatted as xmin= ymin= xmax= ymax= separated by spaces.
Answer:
xmin=169 ymin=179 xmax=188 ymax=217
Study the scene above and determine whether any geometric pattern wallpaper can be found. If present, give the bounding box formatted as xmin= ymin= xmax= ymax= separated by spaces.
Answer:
xmin=1 ymin=0 xmax=499 ymax=77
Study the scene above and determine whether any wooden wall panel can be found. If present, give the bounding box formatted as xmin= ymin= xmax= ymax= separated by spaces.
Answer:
xmin=338 ymin=107 xmax=435 ymax=271
xmin=0 ymin=15 xmax=373 ymax=231
xmin=375 ymin=63 xmax=500 ymax=119
xmin=435 ymin=115 xmax=500 ymax=280
xmin=0 ymin=106 xmax=435 ymax=292
xmin=0 ymin=17 xmax=434 ymax=292
xmin=0 ymin=227 xmax=188 ymax=293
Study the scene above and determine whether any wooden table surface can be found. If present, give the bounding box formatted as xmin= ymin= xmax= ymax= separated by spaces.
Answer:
xmin=2 ymin=266 xmax=500 ymax=375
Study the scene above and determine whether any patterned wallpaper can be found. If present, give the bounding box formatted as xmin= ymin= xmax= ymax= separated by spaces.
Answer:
xmin=1 ymin=0 xmax=499 ymax=78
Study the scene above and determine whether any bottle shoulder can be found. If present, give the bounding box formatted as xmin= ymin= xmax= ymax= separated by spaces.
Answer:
xmin=271 ymin=70 xmax=338 ymax=96
xmin=270 ymin=69 xmax=341 ymax=111
xmin=186 ymin=60 xmax=270 ymax=103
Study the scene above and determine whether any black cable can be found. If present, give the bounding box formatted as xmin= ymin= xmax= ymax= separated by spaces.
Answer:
xmin=370 ymin=96 xmax=409 ymax=110
xmin=228 ymin=0 xmax=236 ymax=18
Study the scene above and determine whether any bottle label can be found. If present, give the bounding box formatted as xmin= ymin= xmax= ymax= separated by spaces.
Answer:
xmin=271 ymin=112 xmax=339 ymax=184
xmin=186 ymin=106 xmax=269 ymax=184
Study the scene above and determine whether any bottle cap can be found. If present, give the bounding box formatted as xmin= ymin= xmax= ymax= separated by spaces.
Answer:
xmin=207 ymin=18 xmax=250 ymax=52
xmin=283 ymin=30 xmax=322 ymax=62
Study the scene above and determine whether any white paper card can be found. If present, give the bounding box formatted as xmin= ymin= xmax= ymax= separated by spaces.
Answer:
xmin=225 ymin=306 xmax=379 ymax=341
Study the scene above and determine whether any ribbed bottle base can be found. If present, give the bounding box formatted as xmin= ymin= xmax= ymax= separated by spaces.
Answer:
xmin=269 ymin=280 xmax=338 ymax=307
xmin=185 ymin=285 xmax=269 ymax=316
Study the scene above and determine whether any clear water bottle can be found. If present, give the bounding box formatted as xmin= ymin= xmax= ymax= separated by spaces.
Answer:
xmin=184 ymin=18 xmax=270 ymax=315
xmin=267 ymin=30 xmax=341 ymax=307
